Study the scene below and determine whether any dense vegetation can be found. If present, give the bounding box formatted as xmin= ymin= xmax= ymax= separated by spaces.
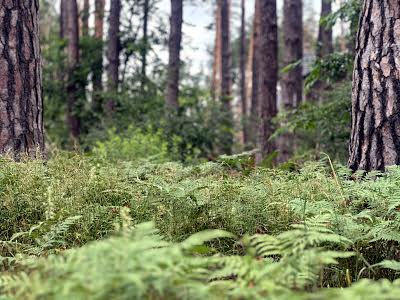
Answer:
xmin=2 ymin=0 xmax=400 ymax=299
xmin=1 ymin=151 xmax=400 ymax=299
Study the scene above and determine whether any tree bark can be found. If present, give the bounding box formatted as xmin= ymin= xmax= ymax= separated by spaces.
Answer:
xmin=239 ymin=0 xmax=248 ymax=144
xmin=211 ymin=4 xmax=222 ymax=100
xmin=81 ymin=0 xmax=90 ymax=37
xmin=317 ymin=0 xmax=333 ymax=58
xmin=282 ymin=0 xmax=303 ymax=109
xmin=0 ymin=0 xmax=45 ymax=157
xmin=60 ymin=0 xmax=68 ymax=39
xmin=165 ymin=0 xmax=183 ymax=110
xmin=256 ymin=0 xmax=278 ymax=163
xmin=141 ymin=0 xmax=150 ymax=89
xmin=250 ymin=0 xmax=261 ymax=146
xmin=106 ymin=0 xmax=121 ymax=112
xmin=349 ymin=0 xmax=400 ymax=171
xmin=279 ymin=0 xmax=303 ymax=162
xmin=66 ymin=0 xmax=81 ymax=140
xmin=219 ymin=0 xmax=233 ymax=154
xmin=93 ymin=0 xmax=105 ymax=103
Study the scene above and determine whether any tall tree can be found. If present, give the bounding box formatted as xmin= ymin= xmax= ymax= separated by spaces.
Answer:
xmin=93 ymin=0 xmax=105 ymax=104
xmin=141 ymin=0 xmax=150 ymax=88
xmin=0 ymin=0 xmax=45 ymax=156
xmin=281 ymin=0 xmax=303 ymax=109
xmin=250 ymin=0 xmax=261 ymax=145
xmin=316 ymin=0 xmax=333 ymax=58
xmin=219 ymin=0 xmax=233 ymax=154
xmin=239 ymin=0 xmax=248 ymax=144
xmin=279 ymin=0 xmax=303 ymax=162
xmin=211 ymin=4 xmax=222 ymax=100
xmin=348 ymin=0 xmax=400 ymax=171
xmin=256 ymin=0 xmax=278 ymax=163
xmin=60 ymin=0 xmax=68 ymax=39
xmin=81 ymin=0 xmax=90 ymax=37
xmin=165 ymin=0 xmax=183 ymax=109
xmin=66 ymin=0 xmax=81 ymax=140
xmin=106 ymin=0 xmax=121 ymax=112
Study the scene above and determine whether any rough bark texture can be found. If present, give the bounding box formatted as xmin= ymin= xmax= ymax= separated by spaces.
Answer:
xmin=317 ymin=0 xmax=333 ymax=58
xmin=239 ymin=0 xmax=248 ymax=144
xmin=0 ymin=0 xmax=45 ymax=157
xmin=256 ymin=0 xmax=278 ymax=163
xmin=279 ymin=0 xmax=303 ymax=162
xmin=211 ymin=4 xmax=222 ymax=100
xmin=250 ymin=0 xmax=261 ymax=145
xmin=106 ymin=0 xmax=121 ymax=112
xmin=66 ymin=0 xmax=81 ymax=139
xmin=93 ymin=0 xmax=105 ymax=102
xmin=165 ymin=0 xmax=183 ymax=109
xmin=349 ymin=0 xmax=400 ymax=171
xmin=141 ymin=0 xmax=150 ymax=88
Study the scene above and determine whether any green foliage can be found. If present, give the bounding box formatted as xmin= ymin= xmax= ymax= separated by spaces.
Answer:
xmin=275 ymin=82 xmax=351 ymax=162
xmin=92 ymin=127 xmax=176 ymax=164
xmin=305 ymin=53 xmax=353 ymax=91
xmin=3 ymin=154 xmax=400 ymax=298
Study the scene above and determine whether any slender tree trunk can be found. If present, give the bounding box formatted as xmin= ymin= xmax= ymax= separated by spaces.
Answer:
xmin=349 ymin=0 xmax=400 ymax=171
xmin=82 ymin=0 xmax=90 ymax=37
xmin=93 ymin=0 xmax=105 ymax=106
xmin=60 ymin=0 xmax=68 ymax=39
xmin=256 ymin=0 xmax=278 ymax=164
xmin=317 ymin=0 xmax=333 ymax=58
xmin=106 ymin=0 xmax=121 ymax=112
xmin=211 ymin=4 xmax=222 ymax=100
xmin=66 ymin=0 xmax=81 ymax=140
xmin=250 ymin=0 xmax=261 ymax=146
xmin=165 ymin=0 xmax=183 ymax=110
xmin=219 ymin=0 xmax=233 ymax=154
xmin=0 ymin=0 xmax=45 ymax=157
xmin=239 ymin=0 xmax=248 ymax=144
xmin=279 ymin=0 xmax=303 ymax=162
xmin=141 ymin=0 xmax=150 ymax=88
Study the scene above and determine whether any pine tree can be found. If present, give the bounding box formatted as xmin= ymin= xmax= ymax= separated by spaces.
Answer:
xmin=0 ymin=0 xmax=45 ymax=156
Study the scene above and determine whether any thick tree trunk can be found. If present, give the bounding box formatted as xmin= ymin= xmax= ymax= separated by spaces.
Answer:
xmin=219 ymin=0 xmax=233 ymax=154
xmin=250 ymin=0 xmax=261 ymax=146
xmin=282 ymin=0 xmax=303 ymax=109
xmin=279 ymin=0 xmax=303 ymax=162
xmin=317 ymin=0 xmax=333 ymax=58
xmin=239 ymin=0 xmax=248 ymax=144
xmin=106 ymin=0 xmax=121 ymax=112
xmin=92 ymin=0 xmax=105 ymax=105
xmin=141 ymin=0 xmax=150 ymax=89
xmin=66 ymin=0 xmax=81 ymax=140
xmin=165 ymin=0 xmax=183 ymax=109
xmin=256 ymin=0 xmax=278 ymax=163
xmin=349 ymin=0 xmax=400 ymax=171
xmin=0 ymin=0 xmax=45 ymax=157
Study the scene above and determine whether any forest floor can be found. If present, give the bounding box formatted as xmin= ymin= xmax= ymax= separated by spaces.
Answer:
xmin=1 ymin=152 xmax=400 ymax=299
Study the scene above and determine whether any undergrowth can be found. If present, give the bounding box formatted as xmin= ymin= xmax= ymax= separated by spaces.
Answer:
xmin=1 ymin=152 xmax=400 ymax=298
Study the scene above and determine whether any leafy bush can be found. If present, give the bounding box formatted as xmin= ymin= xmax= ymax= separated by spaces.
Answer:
xmin=92 ymin=127 xmax=176 ymax=164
